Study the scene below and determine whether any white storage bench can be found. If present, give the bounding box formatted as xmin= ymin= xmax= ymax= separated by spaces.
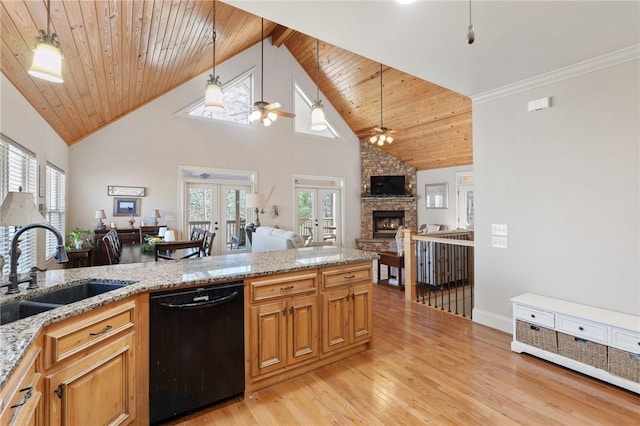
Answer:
xmin=511 ymin=293 xmax=639 ymax=394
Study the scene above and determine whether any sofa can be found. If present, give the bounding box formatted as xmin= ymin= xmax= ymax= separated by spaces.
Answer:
xmin=251 ymin=226 xmax=306 ymax=252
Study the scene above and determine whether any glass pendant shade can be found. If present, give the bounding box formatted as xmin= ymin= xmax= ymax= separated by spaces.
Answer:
xmin=311 ymin=101 xmax=327 ymax=131
xmin=28 ymin=41 xmax=63 ymax=83
xmin=249 ymin=110 xmax=261 ymax=123
xmin=204 ymin=76 xmax=224 ymax=111
xmin=267 ymin=111 xmax=278 ymax=122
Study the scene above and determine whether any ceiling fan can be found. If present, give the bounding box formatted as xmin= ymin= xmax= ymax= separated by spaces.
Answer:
xmin=362 ymin=64 xmax=396 ymax=145
xmin=238 ymin=18 xmax=295 ymax=126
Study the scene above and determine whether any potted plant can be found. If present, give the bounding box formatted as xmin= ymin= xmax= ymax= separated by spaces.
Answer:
xmin=67 ymin=228 xmax=93 ymax=251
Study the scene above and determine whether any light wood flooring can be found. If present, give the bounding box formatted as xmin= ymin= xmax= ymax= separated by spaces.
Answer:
xmin=169 ymin=285 xmax=639 ymax=425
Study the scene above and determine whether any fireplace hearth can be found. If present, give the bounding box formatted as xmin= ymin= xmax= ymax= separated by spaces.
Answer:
xmin=373 ymin=211 xmax=405 ymax=239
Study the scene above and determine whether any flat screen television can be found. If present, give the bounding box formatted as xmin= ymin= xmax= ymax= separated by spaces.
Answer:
xmin=370 ymin=175 xmax=405 ymax=195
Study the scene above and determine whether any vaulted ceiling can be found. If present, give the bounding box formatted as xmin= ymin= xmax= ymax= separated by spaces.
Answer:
xmin=0 ymin=0 xmax=472 ymax=170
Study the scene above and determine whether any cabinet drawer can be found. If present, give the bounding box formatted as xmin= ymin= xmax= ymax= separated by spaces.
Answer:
xmin=557 ymin=315 xmax=608 ymax=345
xmin=0 ymin=345 xmax=41 ymax=426
xmin=514 ymin=304 xmax=555 ymax=328
xmin=249 ymin=272 xmax=317 ymax=303
xmin=610 ymin=327 xmax=640 ymax=354
xmin=322 ymin=263 xmax=372 ymax=290
xmin=44 ymin=300 xmax=135 ymax=368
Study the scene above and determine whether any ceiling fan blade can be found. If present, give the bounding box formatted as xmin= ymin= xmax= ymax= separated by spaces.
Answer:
xmin=272 ymin=110 xmax=296 ymax=118
xmin=265 ymin=102 xmax=282 ymax=110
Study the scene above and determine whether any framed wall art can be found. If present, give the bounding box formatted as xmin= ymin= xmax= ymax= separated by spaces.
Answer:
xmin=113 ymin=197 xmax=141 ymax=216
xmin=425 ymin=183 xmax=448 ymax=209
xmin=108 ymin=185 xmax=146 ymax=197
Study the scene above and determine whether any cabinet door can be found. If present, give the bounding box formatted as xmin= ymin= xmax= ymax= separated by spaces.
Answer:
xmin=250 ymin=301 xmax=287 ymax=377
xmin=287 ymin=295 xmax=319 ymax=366
xmin=351 ymin=284 xmax=373 ymax=344
xmin=46 ymin=334 xmax=135 ymax=426
xmin=322 ymin=288 xmax=350 ymax=353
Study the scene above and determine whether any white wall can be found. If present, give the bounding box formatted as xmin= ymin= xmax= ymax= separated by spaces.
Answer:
xmin=68 ymin=41 xmax=362 ymax=246
xmin=472 ymin=58 xmax=640 ymax=330
xmin=0 ymin=74 xmax=69 ymax=267
xmin=417 ymin=165 xmax=473 ymax=231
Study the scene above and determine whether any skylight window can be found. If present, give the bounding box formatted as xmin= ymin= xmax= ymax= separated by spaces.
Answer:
xmin=183 ymin=69 xmax=254 ymax=125
xmin=294 ymin=84 xmax=338 ymax=139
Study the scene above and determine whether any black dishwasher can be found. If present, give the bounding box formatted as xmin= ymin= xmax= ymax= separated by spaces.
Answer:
xmin=149 ymin=282 xmax=244 ymax=424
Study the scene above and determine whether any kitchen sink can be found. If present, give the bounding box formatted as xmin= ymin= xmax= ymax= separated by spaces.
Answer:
xmin=0 ymin=280 xmax=134 ymax=326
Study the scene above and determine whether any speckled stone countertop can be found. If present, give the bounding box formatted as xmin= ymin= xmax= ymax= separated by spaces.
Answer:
xmin=0 ymin=246 xmax=377 ymax=391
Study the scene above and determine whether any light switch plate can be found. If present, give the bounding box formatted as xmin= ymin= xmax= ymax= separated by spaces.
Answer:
xmin=492 ymin=236 xmax=508 ymax=249
xmin=491 ymin=224 xmax=508 ymax=236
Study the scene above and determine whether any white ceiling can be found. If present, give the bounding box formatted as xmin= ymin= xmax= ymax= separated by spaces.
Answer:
xmin=225 ymin=1 xmax=640 ymax=96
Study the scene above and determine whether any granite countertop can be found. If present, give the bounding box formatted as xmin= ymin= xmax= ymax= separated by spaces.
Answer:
xmin=0 ymin=246 xmax=377 ymax=391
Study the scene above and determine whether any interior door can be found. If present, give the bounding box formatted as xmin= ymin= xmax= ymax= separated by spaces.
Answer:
xmin=295 ymin=188 xmax=341 ymax=245
xmin=186 ymin=183 xmax=250 ymax=254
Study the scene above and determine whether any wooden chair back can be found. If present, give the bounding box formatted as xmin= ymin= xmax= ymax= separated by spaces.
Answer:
xmin=190 ymin=227 xmax=205 ymax=241
xmin=201 ymin=231 xmax=216 ymax=256
xmin=139 ymin=226 xmax=159 ymax=243
xmin=102 ymin=229 xmax=121 ymax=264
xmin=155 ymin=239 xmax=204 ymax=261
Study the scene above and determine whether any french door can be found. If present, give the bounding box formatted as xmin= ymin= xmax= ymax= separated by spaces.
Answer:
xmin=295 ymin=188 xmax=341 ymax=246
xmin=185 ymin=183 xmax=251 ymax=254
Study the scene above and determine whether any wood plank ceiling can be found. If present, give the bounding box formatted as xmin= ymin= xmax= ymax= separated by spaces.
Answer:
xmin=0 ymin=0 xmax=472 ymax=171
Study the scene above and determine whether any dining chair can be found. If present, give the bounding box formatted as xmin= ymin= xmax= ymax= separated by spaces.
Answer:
xmin=201 ymin=231 xmax=216 ymax=256
xmin=139 ymin=226 xmax=160 ymax=243
xmin=155 ymin=239 xmax=204 ymax=261
xmin=190 ymin=227 xmax=204 ymax=241
xmin=102 ymin=229 xmax=121 ymax=264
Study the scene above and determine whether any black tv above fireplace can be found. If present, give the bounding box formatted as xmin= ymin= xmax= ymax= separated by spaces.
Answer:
xmin=370 ymin=175 xmax=405 ymax=195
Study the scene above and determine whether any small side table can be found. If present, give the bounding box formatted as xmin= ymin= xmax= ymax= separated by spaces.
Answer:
xmin=377 ymin=251 xmax=404 ymax=291
xmin=65 ymin=248 xmax=92 ymax=268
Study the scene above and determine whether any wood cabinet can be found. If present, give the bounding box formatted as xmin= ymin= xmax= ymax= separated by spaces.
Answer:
xmin=247 ymin=271 xmax=319 ymax=379
xmin=0 ymin=342 xmax=43 ymax=426
xmin=42 ymin=298 xmax=138 ymax=425
xmin=321 ymin=264 xmax=373 ymax=354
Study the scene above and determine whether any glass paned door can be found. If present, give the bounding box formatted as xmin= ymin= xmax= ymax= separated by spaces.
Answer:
xmin=296 ymin=188 xmax=341 ymax=245
xmin=186 ymin=183 xmax=251 ymax=254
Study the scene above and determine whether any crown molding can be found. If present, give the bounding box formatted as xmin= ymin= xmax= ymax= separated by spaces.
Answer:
xmin=472 ymin=45 xmax=640 ymax=104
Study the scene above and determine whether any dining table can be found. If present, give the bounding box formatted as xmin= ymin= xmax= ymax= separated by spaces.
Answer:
xmin=119 ymin=243 xmax=199 ymax=264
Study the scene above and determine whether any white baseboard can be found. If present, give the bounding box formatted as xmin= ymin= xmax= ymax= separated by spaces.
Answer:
xmin=472 ymin=308 xmax=512 ymax=334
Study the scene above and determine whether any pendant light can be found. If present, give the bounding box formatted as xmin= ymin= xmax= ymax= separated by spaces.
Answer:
xmin=369 ymin=64 xmax=394 ymax=146
xmin=28 ymin=0 xmax=63 ymax=83
xmin=204 ymin=0 xmax=224 ymax=111
xmin=310 ymin=39 xmax=327 ymax=131
xmin=467 ymin=0 xmax=475 ymax=45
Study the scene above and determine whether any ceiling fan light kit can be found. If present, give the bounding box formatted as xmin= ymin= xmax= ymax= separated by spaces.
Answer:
xmin=204 ymin=0 xmax=224 ymax=112
xmin=311 ymin=39 xmax=327 ymax=131
xmin=28 ymin=0 xmax=63 ymax=83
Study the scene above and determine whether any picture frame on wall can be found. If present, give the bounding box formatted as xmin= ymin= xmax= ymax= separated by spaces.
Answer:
xmin=425 ymin=183 xmax=448 ymax=209
xmin=113 ymin=197 xmax=140 ymax=216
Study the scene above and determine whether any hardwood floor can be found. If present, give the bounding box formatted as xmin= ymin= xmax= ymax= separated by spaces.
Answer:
xmin=169 ymin=285 xmax=639 ymax=425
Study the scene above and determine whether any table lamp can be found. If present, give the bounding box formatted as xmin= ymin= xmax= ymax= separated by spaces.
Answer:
xmin=164 ymin=230 xmax=176 ymax=242
xmin=246 ymin=193 xmax=266 ymax=227
xmin=94 ymin=209 xmax=106 ymax=230
xmin=152 ymin=209 xmax=161 ymax=226
xmin=0 ymin=189 xmax=46 ymax=226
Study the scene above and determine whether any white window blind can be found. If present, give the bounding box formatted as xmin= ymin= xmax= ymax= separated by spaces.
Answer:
xmin=0 ymin=134 xmax=37 ymax=276
xmin=46 ymin=162 xmax=65 ymax=259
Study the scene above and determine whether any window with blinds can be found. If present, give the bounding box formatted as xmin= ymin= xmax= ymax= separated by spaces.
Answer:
xmin=0 ymin=134 xmax=38 ymax=276
xmin=46 ymin=162 xmax=66 ymax=260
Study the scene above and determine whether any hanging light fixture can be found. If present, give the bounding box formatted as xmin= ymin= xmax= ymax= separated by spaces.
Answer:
xmin=204 ymin=0 xmax=224 ymax=111
xmin=369 ymin=64 xmax=394 ymax=146
xmin=28 ymin=0 xmax=63 ymax=83
xmin=249 ymin=18 xmax=279 ymax=127
xmin=467 ymin=0 xmax=475 ymax=45
xmin=310 ymin=39 xmax=327 ymax=131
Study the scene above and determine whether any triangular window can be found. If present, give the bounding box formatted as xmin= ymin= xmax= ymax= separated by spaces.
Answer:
xmin=294 ymin=84 xmax=338 ymax=138
xmin=182 ymin=69 xmax=254 ymax=125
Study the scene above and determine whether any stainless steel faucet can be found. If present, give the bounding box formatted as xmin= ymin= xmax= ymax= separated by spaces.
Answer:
xmin=6 ymin=223 xmax=69 ymax=294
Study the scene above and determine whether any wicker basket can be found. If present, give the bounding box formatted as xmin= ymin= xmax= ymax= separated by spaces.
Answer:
xmin=516 ymin=320 xmax=558 ymax=353
xmin=608 ymin=347 xmax=640 ymax=383
xmin=558 ymin=332 xmax=607 ymax=370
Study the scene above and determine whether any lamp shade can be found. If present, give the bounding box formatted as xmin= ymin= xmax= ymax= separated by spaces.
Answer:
xmin=164 ymin=230 xmax=176 ymax=242
xmin=204 ymin=79 xmax=224 ymax=111
xmin=246 ymin=193 xmax=266 ymax=209
xmin=28 ymin=41 xmax=63 ymax=83
xmin=0 ymin=191 xmax=46 ymax=226
xmin=311 ymin=101 xmax=327 ymax=131
xmin=94 ymin=209 xmax=106 ymax=220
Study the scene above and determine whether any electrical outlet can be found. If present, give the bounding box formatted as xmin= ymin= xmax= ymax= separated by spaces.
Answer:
xmin=492 ymin=236 xmax=508 ymax=249
xmin=491 ymin=224 xmax=508 ymax=236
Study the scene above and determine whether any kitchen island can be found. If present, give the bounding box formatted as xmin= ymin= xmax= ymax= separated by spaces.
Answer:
xmin=0 ymin=246 xmax=377 ymax=424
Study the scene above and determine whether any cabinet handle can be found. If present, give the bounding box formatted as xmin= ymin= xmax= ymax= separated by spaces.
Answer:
xmin=530 ymin=314 xmax=536 ymax=318
xmin=280 ymin=285 xmax=294 ymax=292
xmin=574 ymin=337 xmax=588 ymax=345
xmin=90 ymin=325 xmax=112 ymax=336
xmin=10 ymin=387 xmax=32 ymax=408
xmin=351 ymin=294 xmax=355 ymax=300
xmin=54 ymin=384 xmax=63 ymax=399
xmin=289 ymin=306 xmax=294 ymax=315
xmin=345 ymin=295 xmax=350 ymax=301
xmin=530 ymin=325 xmax=540 ymax=332
xmin=282 ymin=308 xmax=287 ymax=316
xmin=578 ymin=326 xmax=584 ymax=331
xmin=630 ymin=354 xmax=640 ymax=362
xmin=344 ymin=275 xmax=356 ymax=279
